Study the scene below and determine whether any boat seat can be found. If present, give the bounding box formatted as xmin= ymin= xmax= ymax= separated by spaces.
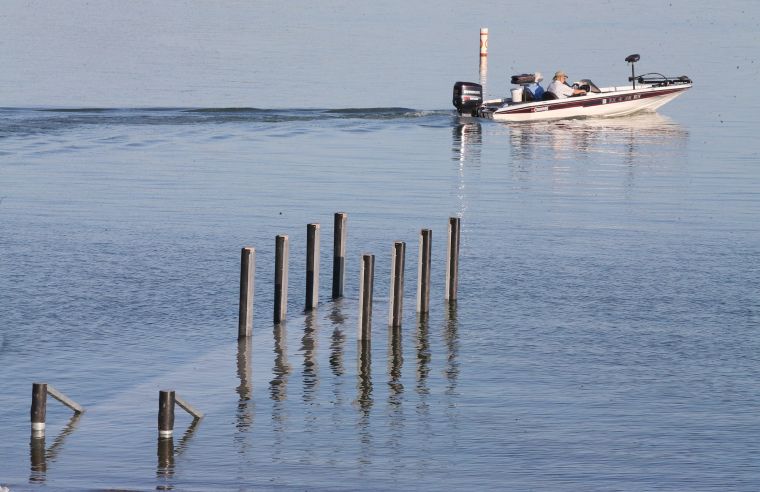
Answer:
xmin=542 ymin=91 xmax=558 ymax=101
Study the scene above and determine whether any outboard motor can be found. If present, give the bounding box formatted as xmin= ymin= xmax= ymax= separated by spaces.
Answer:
xmin=452 ymin=81 xmax=482 ymax=116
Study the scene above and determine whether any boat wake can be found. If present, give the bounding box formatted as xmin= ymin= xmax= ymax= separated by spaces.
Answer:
xmin=0 ymin=107 xmax=452 ymax=139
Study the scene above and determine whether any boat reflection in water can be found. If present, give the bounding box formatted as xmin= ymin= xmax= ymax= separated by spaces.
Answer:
xmin=451 ymin=119 xmax=482 ymax=219
xmin=506 ymin=112 xmax=688 ymax=163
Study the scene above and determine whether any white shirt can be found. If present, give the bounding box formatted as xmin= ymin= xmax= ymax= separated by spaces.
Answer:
xmin=547 ymin=79 xmax=575 ymax=99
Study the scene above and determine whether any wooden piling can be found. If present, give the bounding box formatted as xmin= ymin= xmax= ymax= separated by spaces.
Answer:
xmin=417 ymin=229 xmax=432 ymax=314
xmin=357 ymin=254 xmax=375 ymax=340
xmin=238 ymin=247 xmax=255 ymax=338
xmin=332 ymin=212 xmax=348 ymax=299
xmin=445 ymin=217 xmax=461 ymax=302
xmin=305 ymin=223 xmax=320 ymax=311
xmin=274 ymin=234 xmax=289 ymax=324
xmin=158 ymin=390 xmax=175 ymax=437
xmin=389 ymin=241 xmax=406 ymax=327
xmin=31 ymin=383 xmax=47 ymax=436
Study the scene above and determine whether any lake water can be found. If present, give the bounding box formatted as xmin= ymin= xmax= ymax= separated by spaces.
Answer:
xmin=1 ymin=1 xmax=760 ymax=490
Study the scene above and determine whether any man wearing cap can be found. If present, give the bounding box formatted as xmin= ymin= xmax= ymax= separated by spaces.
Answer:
xmin=546 ymin=70 xmax=586 ymax=98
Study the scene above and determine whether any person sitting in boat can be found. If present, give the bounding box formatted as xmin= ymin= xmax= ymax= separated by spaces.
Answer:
xmin=546 ymin=70 xmax=586 ymax=98
xmin=528 ymin=72 xmax=545 ymax=100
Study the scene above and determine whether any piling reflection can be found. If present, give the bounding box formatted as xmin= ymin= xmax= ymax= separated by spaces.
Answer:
xmin=156 ymin=415 xmax=200 ymax=486
xmin=415 ymin=314 xmax=432 ymax=449
xmin=328 ymin=300 xmax=347 ymax=466
xmin=29 ymin=436 xmax=46 ymax=483
xmin=156 ymin=436 xmax=175 ymax=485
xmin=29 ymin=412 xmax=81 ymax=484
xmin=415 ymin=315 xmax=431 ymax=397
xmin=387 ymin=325 xmax=405 ymax=465
xmin=388 ymin=325 xmax=404 ymax=404
xmin=302 ymin=312 xmax=319 ymax=403
xmin=444 ymin=304 xmax=460 ymax=397
xmin=329 ymin=302 xmax=346 ymax=378
xmin=270 ymin=323 xmax=291 ymax=402
xmin=356 ymin=339 xmax=373 ymax=413
xmin=236 ymin=337 xmax=253 ymax=432
xmin=270 ymin=323 xmax=291 ymax=462
xmin=356 ymin=338 xmax=373 ymax=467
xmin=302 ymin=312 xmax=319 ymax=448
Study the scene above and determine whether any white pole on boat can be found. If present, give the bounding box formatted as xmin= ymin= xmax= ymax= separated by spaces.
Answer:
xmin=479 ymin=28 xmax=488 ymax=57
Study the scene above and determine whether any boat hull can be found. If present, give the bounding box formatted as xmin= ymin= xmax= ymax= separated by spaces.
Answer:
xmin=484 ymin=84 xmax=691 ymax=122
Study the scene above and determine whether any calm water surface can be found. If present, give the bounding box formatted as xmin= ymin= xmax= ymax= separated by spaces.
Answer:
xmin=2 ymin=1 xmax=760 ymax=490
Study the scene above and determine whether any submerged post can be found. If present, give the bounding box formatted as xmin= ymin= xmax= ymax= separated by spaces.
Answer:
xmin=358 ymin=254 xmax=375 ymax=340
xmin=274 ymin=234 xmax=289 ymax=324
xmin=332 ymin=212 xmax=348 ymax=299
xmin=305 ymin=223 xmax=320 ymax=311
xmin=158 ymin=390 xmax=176 ymax=437
xmin=417 ymin=229 xmax=432 ymax=314
xmin=389 ymin=241 xmax=406 ymax=328
xmin=238 ymin=247 xmax=255 ymax=338
xmin=31 ymin=383 xmax=47 ymax=437
xmin=445 ymin=217 xmax=461 ymax=302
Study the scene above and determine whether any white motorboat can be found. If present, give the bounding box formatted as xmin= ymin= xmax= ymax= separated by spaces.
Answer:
xmin=453 ymin=54 xmax=692 ymax=122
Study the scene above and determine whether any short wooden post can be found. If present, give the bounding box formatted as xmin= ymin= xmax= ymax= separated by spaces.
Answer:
xmin=357 ymin=254 xmax=375 ymax=340
xmin=445 ymin=217 xmax=461 ymax=301
xmin=305 ymin=223 xmax=320 ymax=311
xmin=274 ymin=234 xmax=289 ymax=324
xmin=158 ymin=390 xmax=175 ymax=437
xmin=388 ymin=241 xmax=406 ymax=327
xmin=332 ymin=212 xmax=348 ymax=299
xmin=417 ymin=229 xmax=432 ymax=314
xmin=238 ymin=247 xmax=255 ymax=338
xmin=31 ymin=383 xmax=47 ymax=437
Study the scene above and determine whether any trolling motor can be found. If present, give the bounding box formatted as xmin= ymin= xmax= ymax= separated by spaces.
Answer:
xmin=626 ymin=53 xmax=640 ymax=89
